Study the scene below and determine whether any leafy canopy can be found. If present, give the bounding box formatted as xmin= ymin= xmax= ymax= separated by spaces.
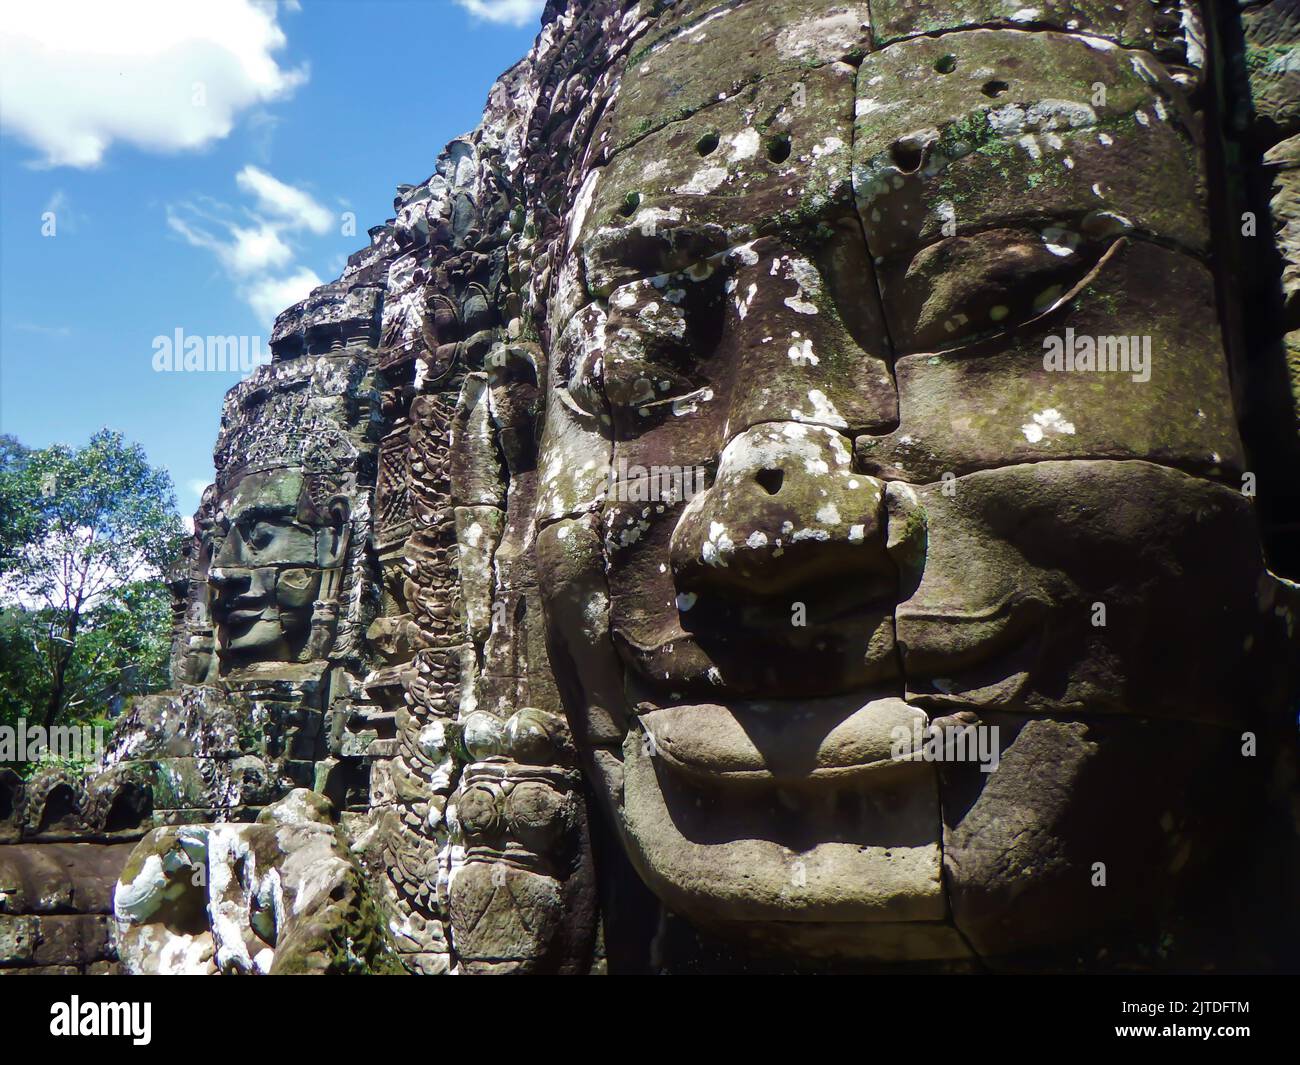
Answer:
xmin=0 ymin=430 xmax=185 ymax=750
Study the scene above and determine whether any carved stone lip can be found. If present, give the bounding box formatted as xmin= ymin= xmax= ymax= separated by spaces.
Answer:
xmin=219 ymin=608 xmax=277 ymax=635
xmin=636 ymin=695 xmax=927 ymax=785
xmin=895 ymin=590 xmax=1050 ymax=680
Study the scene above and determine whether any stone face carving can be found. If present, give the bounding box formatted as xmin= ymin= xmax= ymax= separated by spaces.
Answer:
xmin=520 ymin=0 xmax=1298 ymax=968
xmin=207 ymin=354 xmax=376 ymax=677
xmin=209 ymin=469 xmax=352 ymax=668
xmin=95 ymin=0 xmax=1299 ymax=974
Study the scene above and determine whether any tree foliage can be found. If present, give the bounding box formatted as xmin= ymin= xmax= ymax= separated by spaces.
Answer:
xmin=0 ymin=430 xmax=184 ymax=740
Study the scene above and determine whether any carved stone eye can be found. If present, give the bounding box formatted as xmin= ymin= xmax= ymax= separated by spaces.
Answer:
xmin=246 ymin=522 xmax=275 ymax=551
xmin=879 ymin=226 xmax=1108 ymax=352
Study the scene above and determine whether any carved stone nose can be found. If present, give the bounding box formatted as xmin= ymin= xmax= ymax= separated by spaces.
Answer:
xmin=209 ymin=565 xmax=273 ymax=601
xmin=670 ymin=422 xmax=891 ymax=598
xmin=208 ymin=566 xmax=246 ymax=593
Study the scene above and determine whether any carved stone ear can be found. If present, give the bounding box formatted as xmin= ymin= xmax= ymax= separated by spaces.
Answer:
xmin=296 ymin=479 xmax=350 ymax=527
xmin=316 ymin=495 xmax=352 ymax=567
xmin=325 ymin=493 xmax=351 ymax=529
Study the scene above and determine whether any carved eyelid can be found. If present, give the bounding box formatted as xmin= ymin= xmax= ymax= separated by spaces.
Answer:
xmin=554 ymin=385 xmax=602 ymax=420
xmin=902 ymin=236 xmax=1125 ymax=354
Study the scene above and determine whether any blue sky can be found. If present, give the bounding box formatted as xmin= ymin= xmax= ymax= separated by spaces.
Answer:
xmin=0 ymin=0 xmax=542 ymax=514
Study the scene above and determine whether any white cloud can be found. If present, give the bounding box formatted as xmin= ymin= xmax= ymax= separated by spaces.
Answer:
xmin=168 ymin=167 xmax=330 ymax=327
xmin=454 ymin=0 xmax=544 ymax=28
xmin=0 ymin=0 xmax=306 ymax=168
xmin=244 ymin=267 xmax=323 ymax=327
xmin=227 ymin=223 xmax=296 ymax=274
xmin=236 ymin=165 xmax=332 ymax=233
xmin=167 ymin=211 xmax=294 ymax=276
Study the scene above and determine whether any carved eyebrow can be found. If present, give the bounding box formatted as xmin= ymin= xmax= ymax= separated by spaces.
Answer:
xmin=226 ymin=503 xmax=298 ymax=526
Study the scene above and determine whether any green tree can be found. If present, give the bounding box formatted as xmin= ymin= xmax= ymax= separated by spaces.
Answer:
xmin=0 ymin=430 xmax=185 ymax=734
xmin=0 ymin=434 xmax=37 ymax=574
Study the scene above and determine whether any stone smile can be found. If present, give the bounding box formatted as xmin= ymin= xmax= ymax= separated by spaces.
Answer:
xmin=635 ymin=695 xmax=927 ymax=785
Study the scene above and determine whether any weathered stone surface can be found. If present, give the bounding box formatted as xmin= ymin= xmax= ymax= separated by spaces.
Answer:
xmin=1268 ymin=134 xmax=1300 ymax=325
xmin=0 ymin=916 xmax=37 ymax=963
xmin=535 ymin=516 xmax=627 ymax=749
xmin=579 ymin=60 xmax=859 ymax=294
xmin=31 ymin=915 xmax=115 ymax=967
xmin=619 ymin=716 xmax=946 ymax=926
xmin=84 ymin=0 xmax=1297 ymax=975
xmin=0 ymin=843 xmax=136 ymax=914
xmin=940 ymin=713 xmax=1257 ymax=961
xmin=592 ymin=1 xmax=872 ymax=159
xmin=853 ymin=29 xmax=1207 ymax=260
xmin=856 ymin=241 xmax=1243 ymax=480
xmin=1244 ymin=0 xmax=1300 ymax=139
xmin=1286 ymin=327 xmax=1300 ymax=422
xmin=454 ymin=505 xmax=505 ymax=643
xmin=894 ymin=460 xmax=1286 ymax=721
xmin=869 ymin=0 xmax=1170 ymax=48
xmin=114 ymin=790 xmax=402 ymax=975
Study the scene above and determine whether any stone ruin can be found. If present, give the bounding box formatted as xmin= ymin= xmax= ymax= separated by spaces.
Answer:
xmin=4 ymin=0 xmax=1300 ymax=974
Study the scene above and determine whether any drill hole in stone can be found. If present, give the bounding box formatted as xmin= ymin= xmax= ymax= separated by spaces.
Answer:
xmin=618 ymin=191 xmax=641 ymax=217
xmin=766 ymin=134 xmax=792 ymax=164
xmin=891 ymin=140 xmax=925 ymax=174
xmin=934 ymin=54 xmax=957 ymax=74
xmin=696 ymin=131 xmax=720 ymax=156
xmin=982 ymin=79 xmax=1009 ymax=98
xmin=756 ymin=468 xmax=784 ymax=495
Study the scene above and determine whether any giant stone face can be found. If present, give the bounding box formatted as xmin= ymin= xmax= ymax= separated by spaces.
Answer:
xmin=532 ymin=1 xmax=1291 ymax=961
xmin=209 ymin=469 xmax=351 ymax=670
xmin=104 ymin=0 xmax=1298 ymax=977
